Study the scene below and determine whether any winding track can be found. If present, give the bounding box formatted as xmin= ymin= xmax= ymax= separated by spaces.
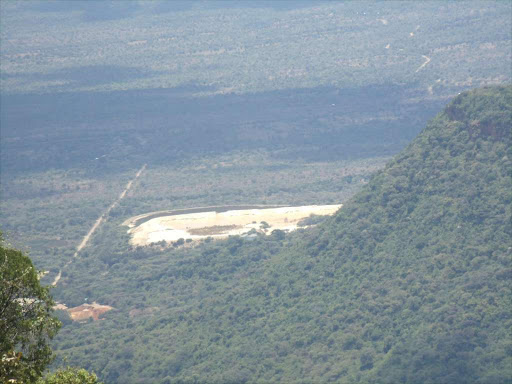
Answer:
xmin=52 ymin=164 xmax=146 ymax=286
xmin=415 ymin=55 xmax=431 ymax=73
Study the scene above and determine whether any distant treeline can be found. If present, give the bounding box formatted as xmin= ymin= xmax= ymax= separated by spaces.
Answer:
xmin=1 ymin=84 xmax=443 ymax=174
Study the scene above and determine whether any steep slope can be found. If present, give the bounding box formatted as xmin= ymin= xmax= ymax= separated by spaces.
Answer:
xmin=52 ymin=86 xmax=511 ymax=383
xmin=304 ymin=85 xmax=512 ymax=383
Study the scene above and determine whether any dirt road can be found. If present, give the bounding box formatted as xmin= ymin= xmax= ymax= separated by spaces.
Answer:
xmin=415 ymin=55 xmax=431 ymax=73
xmin=52 ymin=164 xmax=146 ymax=286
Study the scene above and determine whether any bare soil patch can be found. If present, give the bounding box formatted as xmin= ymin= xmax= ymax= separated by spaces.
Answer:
xmin=125 ymin=205 xmax=342 ymax=246
xmin=66 ymin=302 xmax=113 ymax=322
xmin=189 ymin=224 xmax=242 ymax=236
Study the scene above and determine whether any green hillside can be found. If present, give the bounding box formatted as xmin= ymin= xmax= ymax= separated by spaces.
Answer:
xmin=307 ymin=85 xmax=512 ymax=383
xmin=52 ymin=86 xmax=512 ymax=383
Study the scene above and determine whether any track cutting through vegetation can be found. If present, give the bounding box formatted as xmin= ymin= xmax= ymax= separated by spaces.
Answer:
xmin=52 ymin=164 xmax=146 ymax=286
xmin=415 ymin=55 xmax=431 ymax=72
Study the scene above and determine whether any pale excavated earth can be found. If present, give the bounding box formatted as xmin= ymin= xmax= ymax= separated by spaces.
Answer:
xmin=125 ymin=205 xmax=342 ymax=246
xmin=53 ymin=302 xmax=113 ymax=322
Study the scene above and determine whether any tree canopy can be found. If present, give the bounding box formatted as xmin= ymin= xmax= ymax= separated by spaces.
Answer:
xmin=36 ymin=367 xmax=100 ymax=384
xmin=1 ymin=234 xmax=104 ymax=383
xmin=0 ymin=233 xmax=61 ymax=382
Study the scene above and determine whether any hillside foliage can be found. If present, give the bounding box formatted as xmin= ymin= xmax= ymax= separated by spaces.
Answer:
xmin=48 ymin=86 xmax=512 ymax=383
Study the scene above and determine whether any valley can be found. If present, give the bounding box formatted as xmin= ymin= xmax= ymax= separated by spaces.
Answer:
xmin=46 ymin=86 xmax=511 ymax=383
xmin=0 ymin=2 xmax=510 ymax=383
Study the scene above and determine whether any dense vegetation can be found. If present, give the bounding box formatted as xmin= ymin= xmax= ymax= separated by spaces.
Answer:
xmin=0 ymin=84 xmax=441 ymax=174
xmin=1 ymin=2 xmax=510 ymax=95
xmin=1 ymin=2 xmax=510 ymax=382
xmin=0 ymin=153 xmax=386 ymax=273
xmin=1 ymin=1 xmax=510 ymax=174
xmin=1 ymin=2 xmax=509 ymax=277
xmin=0 ymin=234 xmax=60 ymax=382
xmin=48 ymin=87 xmax=511 ymax=382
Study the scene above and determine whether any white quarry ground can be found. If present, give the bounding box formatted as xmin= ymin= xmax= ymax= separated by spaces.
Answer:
xmin=125 ymin=205 xmax=342 ymax=246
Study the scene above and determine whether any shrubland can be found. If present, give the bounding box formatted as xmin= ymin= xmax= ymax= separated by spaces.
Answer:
xmin=46 ymin=87 xmax=511 ymax=383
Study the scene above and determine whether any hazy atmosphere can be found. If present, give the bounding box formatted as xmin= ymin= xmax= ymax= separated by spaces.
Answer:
xmin=1 ymin=1 xmax=511 ymax=383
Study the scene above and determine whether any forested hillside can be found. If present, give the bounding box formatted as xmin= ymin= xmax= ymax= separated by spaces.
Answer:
xmin=2 ymin=1 xmax=510 ymax=286
xmin=308 ymin=85 xmax=512 ymax=383
xmin=1 ymin=1 xmax=511 ymax=382
xmin=51 ymin=86 xmax=512 ymax=383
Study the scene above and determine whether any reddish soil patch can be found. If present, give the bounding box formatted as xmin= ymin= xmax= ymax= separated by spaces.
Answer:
xmin=68 ymin=302 xmax=113 ymax=321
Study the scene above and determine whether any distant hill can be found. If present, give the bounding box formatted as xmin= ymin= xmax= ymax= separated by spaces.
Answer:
xmin=52 ymin=86 xmax=512 ymax=383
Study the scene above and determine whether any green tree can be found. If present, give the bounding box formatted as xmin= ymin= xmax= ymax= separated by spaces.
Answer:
xmin=0 ymin=233 xmax=61 ymax=382
xmin=37 ymin=367 xmax=100 ymax=384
